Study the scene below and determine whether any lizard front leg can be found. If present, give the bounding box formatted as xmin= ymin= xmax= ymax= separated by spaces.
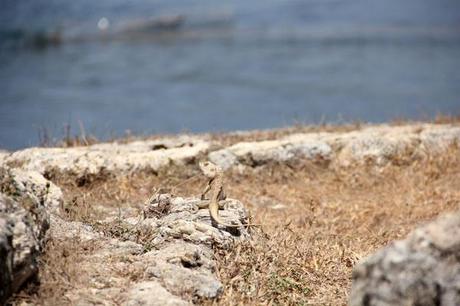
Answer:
xmin=198 ymin=186 xmax=226 ymax=209
xmin=201 ymin=181 xmax=211 ymax=200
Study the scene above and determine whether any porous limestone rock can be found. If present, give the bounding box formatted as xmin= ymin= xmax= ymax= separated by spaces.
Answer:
xmin=2 ymin=124 xmax=459 ymax=176
xmin=336 ymin=129 xmax=420 ymax=166
xmin=208 ymin=124 xmax=460 ymax=169
xmin=125 ymin=281 xmax=190 ymax=306
xmin=146 ymin=195 xmax=251 ymax=248
xmin=2 ymin=135 xmax=210 ymax=176
xmin=209 ymin=133 xmax=333 ymax=170
xmin=49 ymin=194 xmax=252 ymax=304
xmin=48 ymin=214 xmax=101 ymax=242
xmin=350 ymin=211 xmax=460 ymax=306
xmin=419 ymin=126 xmax=460 ymax=152
xmin=0 ymin=167 xmax=65 ymax=302
xmin=0 ymin=192 xmax=49 ymax=303
xmin=0 ymin=217 xmax=14 ymax=305
xmin=6 ymin=168 xmax=63 ymax=213
xmin=143 ymin=242 xmax=223 ymax=299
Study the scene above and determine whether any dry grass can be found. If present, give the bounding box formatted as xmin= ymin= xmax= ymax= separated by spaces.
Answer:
xmin=9 ymin=144 xmax=460 ymax=305
xmin=211 ymin=147 xmax=460 ymax=305
xmin=36 ymin=114 xmax=460 ymax=150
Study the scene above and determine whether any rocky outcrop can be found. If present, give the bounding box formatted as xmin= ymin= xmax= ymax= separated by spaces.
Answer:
xmin=0 ymin=166 xmax=62 ymax=303
xmin=0 ymin=165 xmax=251 ymax=304
xmin=0 ymin=131 xmax=257 ymax=304
xmin=125 ymin=281 xmax=189 ymax=306
xmin=350 ymin=211 xmax=460 ymax=306
xmin=3 ymin=168 xmax=63 ymax=213
xmin=1 ymin=157 xmax=252 ymax=304
xmin=208 ymin=133 xmax=333 ymax=169
xmin=50 ymin=194 xmax=251 ymax=304
xmin=0 ymin=217 xmax=14 ymax=305
xmin=210 ymin=124 xmax=460 ymax=169
xmin=1 ymin=124 xmax=459 ymax=177
xmin=2 ymin=135 xmax=209 ymax=177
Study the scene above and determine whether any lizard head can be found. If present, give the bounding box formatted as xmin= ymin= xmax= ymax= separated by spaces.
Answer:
xmin=199 ymin=160 xmax=220 ymax=178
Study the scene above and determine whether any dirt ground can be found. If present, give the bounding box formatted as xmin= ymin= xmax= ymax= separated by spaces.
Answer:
xmin=9 ymin=121 xmax=460 ymax=305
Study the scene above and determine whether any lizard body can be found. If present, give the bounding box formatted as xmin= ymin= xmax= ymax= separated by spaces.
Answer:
xmin=198 ymin=161 xmax=259 ymax=228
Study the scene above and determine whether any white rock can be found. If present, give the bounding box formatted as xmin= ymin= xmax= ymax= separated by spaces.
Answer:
xmin=125 ymin=281 xmax=189 ymax=306
xmin=8 ymin=168 xmax=63 ymax=213
xmin=4 ymin=137 xmax=210 ymax=175
xmin=209 ymin=133 xmax=332 ymax=170
xmin=350 ymin=211 xmax=460 ymax=306
xmin=420 ymin=126 xmax=460 ymax=152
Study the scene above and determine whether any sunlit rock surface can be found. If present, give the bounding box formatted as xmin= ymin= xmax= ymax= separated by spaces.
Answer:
xmin=350 ymin=211 xmax=460 ymax=306
xmin=208 ymin=124 xmax=460 ymax=169
xmin=50 ymin=194 xmax=251 ymax=304
xmin=0 ymin=167 xmax=57 ymax=303
xmin=1 ymin=124 xmax=459 ymax=175
xmin=2 ymin=135 xmax=210 ymax=176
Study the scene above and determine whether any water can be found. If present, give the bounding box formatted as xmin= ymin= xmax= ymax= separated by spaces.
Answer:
xmin=1 ymin=0 xmax=460 ymax=150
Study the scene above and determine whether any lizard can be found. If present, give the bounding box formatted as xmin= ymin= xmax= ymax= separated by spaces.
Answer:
xmin=198 ymin=160 xmax=260 ymax=228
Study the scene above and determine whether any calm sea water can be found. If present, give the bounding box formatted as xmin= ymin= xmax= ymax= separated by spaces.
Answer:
xmin=1 ymin=0 xmax=460 ymax=149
